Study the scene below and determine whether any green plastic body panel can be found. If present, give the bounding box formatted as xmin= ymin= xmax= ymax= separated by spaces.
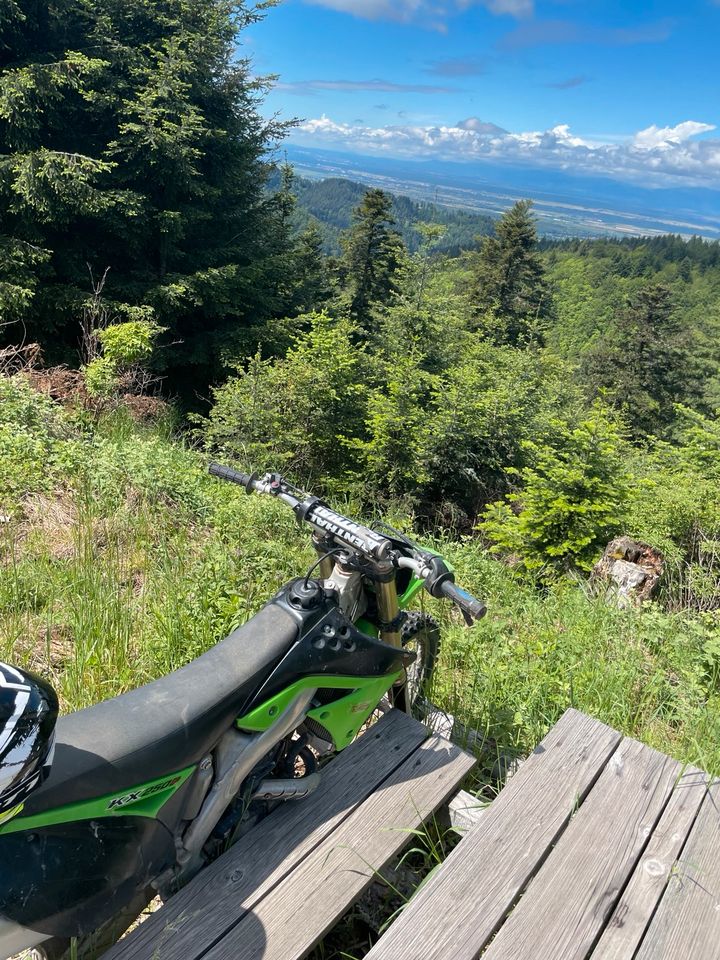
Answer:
xmin=0 ymin=765 xmax=195 ymax=836
xmin=399 ymin=571 xmax=425 ymax=606
xmin=236 ymin=672 xmax=402 ymax=750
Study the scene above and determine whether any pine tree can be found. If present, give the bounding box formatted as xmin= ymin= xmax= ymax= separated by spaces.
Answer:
xmin=471 ymin=199 xmax=553 ymax=346
xmin=291 ymin=220 xmax=331 ymax=314
xmin=0 ymin=0 xmax=290 ymax=394
xmin=582 ymin=283 xmax=696 ymax=437
xmin=339 ymin=189 xmax=405 ymax=333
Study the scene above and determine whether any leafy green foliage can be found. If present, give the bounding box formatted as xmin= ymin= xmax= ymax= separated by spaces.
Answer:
xmin=482 ymin=407 xmax=631 ymax=575
xmin=415 ymin=345 xmax=579 ymax=526
xmin=353 ymin=352 xmax=431 ymax=504
xmin=0 ymin=375 xmax=82 ymax=511
xmin=97 ymin=320 xmax=161 ymax=367
xmin=83 ymin=319 xmax=163 ymax=397
xmin=201 ymin=313 xmax=366 ymax=484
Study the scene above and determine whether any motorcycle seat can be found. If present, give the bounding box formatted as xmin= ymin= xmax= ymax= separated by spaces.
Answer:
xmin=22 ymin=602 xmax=299 ymax=815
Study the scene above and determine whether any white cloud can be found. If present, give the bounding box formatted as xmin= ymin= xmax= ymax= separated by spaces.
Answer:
xmin=456 ymin=117 xmax=508 ymax=134
xmin=294 ymin=116 xmax=720 ymax=187
xmin=633 ymin=121 xmax=716 ymax=150
xmin=303 ymin=0 xmax=532 ymax=28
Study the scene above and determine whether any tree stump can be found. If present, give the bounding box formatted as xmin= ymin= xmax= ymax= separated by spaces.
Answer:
xmin=590 ymin=536 xmax=664 ymax=607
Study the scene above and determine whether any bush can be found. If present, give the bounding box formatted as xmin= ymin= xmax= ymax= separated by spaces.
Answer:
xmin=415 ymin=344 xmax=581 ymax=526
xmin=83 ymin=319 xmax=163 ymax=397
xmin=0 ymin=375 xmax=83 ymax=510
xmin=202 ymin=313 xmax=367 ymax=485
xmin=353 ymin=352 xmax=431 ymax=504
xmin=482 ymin=406 xmax=631 ymax=576
xmin=625 ymin=418 xmax=720 ymax=611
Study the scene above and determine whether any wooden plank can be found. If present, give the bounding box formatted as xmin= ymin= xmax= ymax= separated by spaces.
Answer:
xmin=365 ymin=708 xmax=621 ymax=960
xmin=634 ymin=780 xmax=720 ymax=960
xmin=591 ymin=766 xmax=707 ymax=960
xmin=480 ymin=738 xmax=680 ymax=960
xmin=203 ymin=733 xmax=475 ymax=960
xmin=103 ymin=709 xmax=428 ymax=960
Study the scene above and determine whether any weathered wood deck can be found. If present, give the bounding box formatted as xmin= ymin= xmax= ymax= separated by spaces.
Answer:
xmin=103 ymin=707 xmax=719 ymax=960
xmin=367 ymin=707 xmax=719 ymax=960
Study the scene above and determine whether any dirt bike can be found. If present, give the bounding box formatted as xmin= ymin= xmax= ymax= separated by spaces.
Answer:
xmin=0 ymin=464 xmax=486 ymax=960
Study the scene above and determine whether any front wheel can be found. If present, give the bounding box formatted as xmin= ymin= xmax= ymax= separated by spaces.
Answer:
xmin=400 ymin=612 xmax=440 ymax=712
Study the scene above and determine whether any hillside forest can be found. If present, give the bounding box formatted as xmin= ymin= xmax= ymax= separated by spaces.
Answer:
xmin=3 ymin=0 xmax=720 ymax=787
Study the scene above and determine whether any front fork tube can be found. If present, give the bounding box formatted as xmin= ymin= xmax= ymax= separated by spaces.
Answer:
xmin=375 ymin=572 xmax=402 ymax=649
xmin=313 ymin=538 xmax=409 ymax=710
xmin=374 ymin=564 xmax=412 ymax=714
xmin=313 ymin=536 xmax=402 ymax=647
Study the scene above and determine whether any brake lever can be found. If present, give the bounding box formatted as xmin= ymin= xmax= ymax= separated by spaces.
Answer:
xmin=458 ymin=607 xmax=474 ymax=627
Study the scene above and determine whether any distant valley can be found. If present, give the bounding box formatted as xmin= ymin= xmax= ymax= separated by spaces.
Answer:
xmin=282 ymin=172 xmax=495 ymax=254
xmin=286 ymin=145 xmax=720 ymax=242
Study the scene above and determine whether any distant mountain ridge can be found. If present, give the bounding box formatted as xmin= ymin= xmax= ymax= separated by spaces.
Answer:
xmin=283 ymin=173 xmax=496 ymax=254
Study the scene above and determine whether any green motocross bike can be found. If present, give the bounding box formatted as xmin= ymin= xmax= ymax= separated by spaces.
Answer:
xmin=0 ymin=464 xmax=486 ymax=960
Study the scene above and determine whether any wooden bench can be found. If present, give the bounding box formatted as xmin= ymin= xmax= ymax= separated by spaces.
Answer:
xmin=366 ymin=707 xmax=719 ymax=960
xmin=102 ymin=708 xmax=474 ymax=960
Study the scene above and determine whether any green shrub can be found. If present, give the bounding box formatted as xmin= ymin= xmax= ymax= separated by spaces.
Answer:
xmin=83 ymin=319 xmax=163 ymax=397
xmin=625 ymin=422 xmax=720 ymax=610
xmin=0 ymin=375 xmax=83 ymax=510
xmin=202 ymin=313 xmax=367 ymax=485
xmin=0 ymin=374 xmax=68 ymax=434
xmin=353 ymin=352 xmax=431 ymax=503
xmin=97 ymin=320 xmax=161 ymax=366
xmin=83 ymin=357 xmax=118 ymax=397
xmin=415 ymin=344 xmax=582 ymax=525
xmin=482 ymin=406 xmax=631 ymax=576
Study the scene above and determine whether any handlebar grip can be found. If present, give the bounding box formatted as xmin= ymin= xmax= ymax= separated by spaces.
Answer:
xmin=208 ymin=462 xmax=254 ymax=490
xmin=439 ymin=581 xmax=487 ymax=622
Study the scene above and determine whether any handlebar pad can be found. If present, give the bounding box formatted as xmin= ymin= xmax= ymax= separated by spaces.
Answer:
xmin=439 ymin=580 xmax=487 ymax=622
xmin=208 ymin=463 xmax=253 ymax=489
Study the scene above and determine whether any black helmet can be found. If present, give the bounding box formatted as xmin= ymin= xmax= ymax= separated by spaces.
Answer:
xmin=0 ymin=662 xmax=59 ymax=817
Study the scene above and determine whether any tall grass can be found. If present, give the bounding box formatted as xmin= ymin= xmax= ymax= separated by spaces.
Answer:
xmin=427 ymin=539 xmax=720 ymax=775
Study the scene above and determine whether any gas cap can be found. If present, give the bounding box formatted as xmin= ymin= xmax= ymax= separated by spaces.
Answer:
xmin=289 ymin=578 xmax=323 ymax=610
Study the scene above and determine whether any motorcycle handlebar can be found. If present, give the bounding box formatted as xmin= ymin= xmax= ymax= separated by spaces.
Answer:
xmin=208 ymin=462 xmax=255 ymax=489
xmin=208 ymin=463 xmax=486 ymax=621
xmin=208 ymin=464 xmax=392 ymax=561
xmin=438 ymin=580 xmax=487 ymax=623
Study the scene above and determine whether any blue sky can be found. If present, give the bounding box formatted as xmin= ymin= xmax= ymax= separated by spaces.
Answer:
xmin=247 ymin=0 xmax=720 ymax=188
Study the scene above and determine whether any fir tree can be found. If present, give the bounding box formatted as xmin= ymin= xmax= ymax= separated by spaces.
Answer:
xmin=0 ymin=0 xmax=290 ymax=394
xmin=472 ymin=199 xmax=553 ymax=346
xmin=339 ymin=188 xmax=405 ymax=332
xmin=582 ymin=283 xmax=696 ymax=437
xmin=291 ymin=220 xmax=331 ymax=314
